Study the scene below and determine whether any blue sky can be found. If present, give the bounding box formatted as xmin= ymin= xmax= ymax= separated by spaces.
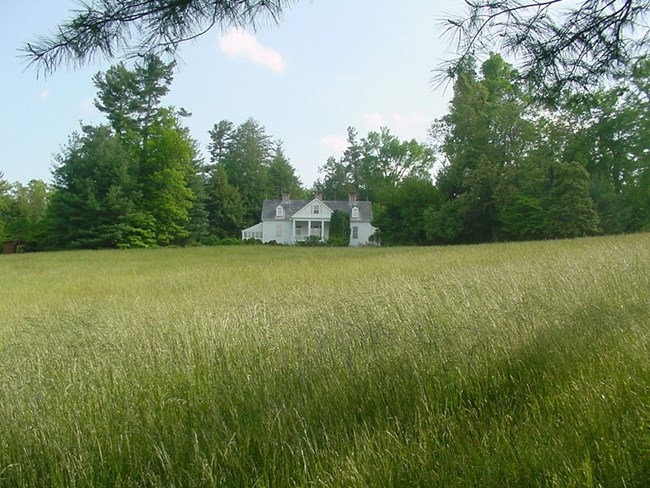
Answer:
xmin=1 ymin=0 xmax=465 ymax=188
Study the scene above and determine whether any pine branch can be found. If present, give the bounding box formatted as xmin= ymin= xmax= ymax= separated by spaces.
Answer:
xmin=22 ymin=0 xmax=297 ymax=77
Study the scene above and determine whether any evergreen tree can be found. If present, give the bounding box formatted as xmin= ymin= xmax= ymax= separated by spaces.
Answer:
xmin=267 ymin=143 xmax=306 ymax=199
xmin=221 ymin=118 xmax=273 ymax=226
xmin=341 ymin=127 xmax=363 ymax=196
xmin=205 ymin=165 xmax=245 ymax=238
xmin=133 ymin=55 xmax=176 ymax=147
xmin=440 ymin=0 xmax=649 ymax=101
xmin=45 ymin=125 xmax=155 ymax=249
xmin=92 ymin=55 xmax=199 ymax=246
xmin=94 ymin=54 xmax=176 ymax=148
xmin=92 ymin=63 xmax=140 ymax=140
xmin=207 ymin=120 xmax=235 ymax=167
xmin=24 ymin=0 xmax=296 ymax=75
xmin=185 ymin=170 xmax=210 ymax=244
xmin=206 ymin=118 xmax=306 ymax=234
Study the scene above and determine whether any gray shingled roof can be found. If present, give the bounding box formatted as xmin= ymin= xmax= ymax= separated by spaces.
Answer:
xmin=261 ymin=199 xmax=373 ymax=221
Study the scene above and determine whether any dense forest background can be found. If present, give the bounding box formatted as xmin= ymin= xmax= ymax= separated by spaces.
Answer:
xmin=1 ymin=53 xmax=648 ymax=250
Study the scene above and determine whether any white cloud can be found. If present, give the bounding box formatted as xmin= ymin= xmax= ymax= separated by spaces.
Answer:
xmin=362 ymin=111 xmax=429 ymax=136
xmin=362 ymin=112 xmax=387 ymax=128
xmin=40 ymin=89 xmax=51 ymax=100
xmin=320 ymin=135 xmax=348 ymax=154
xmin=391 ymin=111 xmax=427 ymax=132
xmin=219 ymin=28 xmax=286 ymax=73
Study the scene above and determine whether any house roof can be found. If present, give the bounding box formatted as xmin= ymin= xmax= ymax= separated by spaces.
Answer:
xmin=261 ymin=198 xmax=373 ymax=221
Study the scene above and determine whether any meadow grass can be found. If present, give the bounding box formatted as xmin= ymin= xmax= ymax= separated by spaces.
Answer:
xmin=0 ymin=234 xmax=648 ymax=487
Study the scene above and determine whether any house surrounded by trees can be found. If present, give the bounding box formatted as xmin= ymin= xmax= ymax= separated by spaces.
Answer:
xmin=242 ymin=192 xmax=375 ymax=245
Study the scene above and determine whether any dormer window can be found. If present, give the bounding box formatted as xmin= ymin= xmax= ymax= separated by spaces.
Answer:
xmin=276 ymin=205 xmax=284 ymax=217
xmin=351 ymin=206 xmax=359 ymax=219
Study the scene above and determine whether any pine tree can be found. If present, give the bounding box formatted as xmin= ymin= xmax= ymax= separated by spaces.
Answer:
xmin=267 ymin=143 xmax=305 ymax=199
xmin=45 ymin=125 xmax=156 ymax=249
xmin=205 ymin=165 xmax=245 ymax=239
xmin=221 ymin=118 xmax=273 ymax=226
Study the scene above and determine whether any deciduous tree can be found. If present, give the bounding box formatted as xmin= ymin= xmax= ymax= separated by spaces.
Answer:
xmin=544 ymin=161 xmax=601 ymax=238
xmin=373 ymin=177 xmax=439 ymax=245
xmin=318 ymin=127 xmax=435 ymax=202
xmin=358 ymin=128 xmax=435 ymax=201
xmin=4 ymin=180 xmax=50 ymax=249
xmin=328 ymin=210 xmax=350 ymax=246
xmin=139 ymin=110 xmax=197 ymax=245
xmin=315 ymin=157 xmax=351 ymax=201
xmin=0 ymin=173 xmax=11 ymax=242
xmin=430 ymin=54 xmax=530 ymax=243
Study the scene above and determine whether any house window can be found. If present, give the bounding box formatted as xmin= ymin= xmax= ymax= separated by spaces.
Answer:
xmin=276 ymin=224 xmax=283 ymax=239
xmin=312 ymin=204 xmax=320 ymax=214
xmin=351 ymin=206 xmax=359 ymax=219
xmin=352 ymin=226 xmax=359 ymax=239
xmin=276 ymin=205 xmax=284 ymax=217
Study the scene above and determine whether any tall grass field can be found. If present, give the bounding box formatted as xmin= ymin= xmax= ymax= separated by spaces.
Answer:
xmin=0 ymin=234 xmax=648 ymax=487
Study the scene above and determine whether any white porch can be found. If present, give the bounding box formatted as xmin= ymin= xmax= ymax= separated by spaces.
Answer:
xmin=292 ymin=219 xmax=330 ymax=243
xmin=241 ymin=222 xmax=263 ymax=241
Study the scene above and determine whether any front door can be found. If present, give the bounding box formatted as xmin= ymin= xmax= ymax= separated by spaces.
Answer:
xmin=310 ymin=221 xmax=322 ymax=238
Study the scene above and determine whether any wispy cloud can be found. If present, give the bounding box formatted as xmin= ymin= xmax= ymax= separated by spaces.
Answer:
xmin=219 ymin=28 xmax=286 ymax=73
xmin=320 ymin=135 xmax=348 ymax=154
xmin=362 ymin=110 xmax=428 ymax=134
xmin=362 ymin=112 xmax=387 ymax=128
xmin=391 ymin=111 xmax=427 ymax=132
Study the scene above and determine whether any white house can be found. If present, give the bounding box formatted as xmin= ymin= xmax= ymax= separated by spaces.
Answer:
xmin=242 ymin=192 xmax=376 ymax=245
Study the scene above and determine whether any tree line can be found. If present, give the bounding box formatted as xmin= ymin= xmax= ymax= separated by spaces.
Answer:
xmin=1 ymin=53 xmax=648 ymax=250
xmin=1 ymin=55 xmax=306 ymax=250
xmin=313 ymin=54 xmax=649 ymax=246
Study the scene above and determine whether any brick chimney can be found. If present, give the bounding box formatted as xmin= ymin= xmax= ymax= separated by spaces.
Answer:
xmin=281 ymin=190 xmax=290 ymax=203
xmin=315 ymin=191 xmax=323 ymax=200
xmin=348 ymin=192 xmax=357 ymax=204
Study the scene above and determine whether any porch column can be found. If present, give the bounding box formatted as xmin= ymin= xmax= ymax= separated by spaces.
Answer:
xmin=308 ymin=219 xmax=311 ymax=238
xmin=292 ymin=219 xmax=296 ymax=244
xmin=320 ymin=220 xmax=323 ymax=240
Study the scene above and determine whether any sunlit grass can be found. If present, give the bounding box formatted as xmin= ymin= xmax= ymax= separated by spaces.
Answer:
xmin=0 ymin=235 xmax=648 ymax=486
